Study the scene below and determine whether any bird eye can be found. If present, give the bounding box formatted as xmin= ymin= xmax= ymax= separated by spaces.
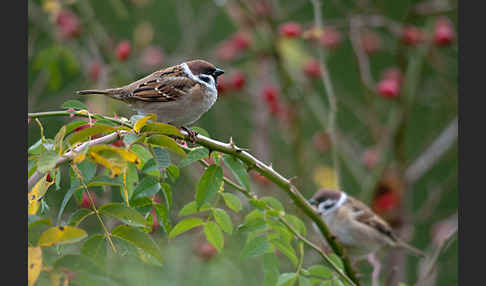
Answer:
xmin=199 ymin=75 xmax=211 ymax=84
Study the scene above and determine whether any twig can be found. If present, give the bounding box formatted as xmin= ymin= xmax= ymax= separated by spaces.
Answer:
xmin=405 ymin=117 xmax=458 ymax=184
xmin=349 ymin=17 xmax=376 ymax=92
xmin=310 ymin=0 xmax=341 ymax=188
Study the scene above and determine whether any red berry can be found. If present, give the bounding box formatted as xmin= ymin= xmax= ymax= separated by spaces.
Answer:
xmin=372 ymin=192 xmax=400 ymax=214
xmin=251 ymin=171 xmax=271 ymax=186
xmin=88 ymin=62 xmax=102 ymax=82
xmin=303 ymin=59 xmax=321 ymax=79
xmin=231 ymin=32 xmax=251 ymax=51
xmin=116 ymin=41 xmax=132 ymax=61
xmin=56 ymin=10 xmax=82 ymax=39
xmin=362 ymin=148 xmax=379 ymax=169
xmin=195 ymin=242 xmax=217 ymax=260
xmin=231 ymin=71 xmax=246 ymax=90
xmin=262 ymin=86 xmax=281 ymax=115
xmin=402 ymin=26 xmax=424 ymax=46
xmin=319 ymin=27 xmax=342 ymax=50
xmin=80 ymin=191 xmax=97 ymax=209
xmin=361 ymin=31 xmax=381 ymax=54
xmin=377 ymin=78 xmax=400 ymax=98
xmin=434 ymin=17 xmax=455 ymax=46
xmin=279 ymin=22 xmax=302 ymax=38
xmin=111 ymin=139 xmax=124 ymax=147
xmin=46 ymin=173 xmax=53 ymax=182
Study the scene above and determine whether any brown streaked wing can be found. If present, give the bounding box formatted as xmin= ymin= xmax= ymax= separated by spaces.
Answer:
xmin=131 ymin=76 xmax=197 ymax=102
xmin=348 ymin=196 xmax=398 ymax=242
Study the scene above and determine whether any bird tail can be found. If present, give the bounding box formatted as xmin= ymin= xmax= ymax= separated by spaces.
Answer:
xmin=76 ymin=88 xmax=125 ymax=99
xmin=397 ymin=241 xmax=425 ymax=258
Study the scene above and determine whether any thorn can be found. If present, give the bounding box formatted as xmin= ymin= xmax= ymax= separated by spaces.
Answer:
xmin=208 ymin=148 xmax=214 ymax=158
xmin=288 ymin=176 xmax=298 ymax=184
xmin=228 ymin=136 xmax=249 ymax=153
xmin=269 ymin=163 xmax=273 ymax=169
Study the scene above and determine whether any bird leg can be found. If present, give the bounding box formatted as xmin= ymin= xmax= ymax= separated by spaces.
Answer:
xmin=181 ymin=126 xmax=198 ymax=144
xmin=367 ymin=253 xmax=381 ymax=286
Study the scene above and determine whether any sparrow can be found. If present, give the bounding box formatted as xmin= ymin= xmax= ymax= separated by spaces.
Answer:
xmin=308 ymin=189 xmax=424 ymax=261
xmin=77 ymin=59 xmax=224 ymax=138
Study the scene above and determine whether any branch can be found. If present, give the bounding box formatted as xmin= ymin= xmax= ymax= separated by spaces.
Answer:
xmin=405 ymin=117 xmax=458 ymax=184
xmin=194 ymin=155 xmax=356 ymax=286
xmin=28 ymin=110 xmax=360 ymax=284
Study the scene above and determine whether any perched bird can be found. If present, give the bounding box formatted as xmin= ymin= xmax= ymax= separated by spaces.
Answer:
xmin=308 ymin=189 xmax=424 ymax=261
xmin=77 ymin=59 xmax=224 ymax=137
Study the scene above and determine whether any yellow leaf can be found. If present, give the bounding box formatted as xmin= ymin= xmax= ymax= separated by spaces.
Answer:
xmin=28 ymin=174 xmax=55 ymax=215
xmin=38 ymin=226 xmax=88 ymax=247
xmin=90 ymin=152 xmax=123 ymax=177
xmin=73 ymin=152 xmax=86 ymax=163
xmin=134 ymin=114 xmax=156 ymax=133
xmin=89 ymin=145 xmax=141 ymax=166
xmin=28 ymin=247 xmax=42 ymax=286
xmin=313 ymin=166 xmax=340 ymax=190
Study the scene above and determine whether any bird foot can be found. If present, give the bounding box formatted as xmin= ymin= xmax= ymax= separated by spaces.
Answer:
xmin=181 ymin=126 xmax=198 ymax=144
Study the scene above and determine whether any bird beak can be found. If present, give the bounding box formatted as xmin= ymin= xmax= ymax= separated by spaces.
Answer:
xmin=213 ymin=68 xmax=224 ymax=78
xmin=307 ymin=198 xmax=316 ymax=205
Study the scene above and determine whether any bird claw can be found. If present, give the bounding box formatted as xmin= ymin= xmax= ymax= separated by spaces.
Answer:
xmin=181 ymin=127 xmax=198 ymax=144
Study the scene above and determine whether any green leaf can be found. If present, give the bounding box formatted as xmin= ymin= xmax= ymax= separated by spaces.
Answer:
xmin=263 ymin=253 xmax=280 ymax=286
xmin=222 ymin=154 xmax=251 ymax=191
xmin=277 ymin=273 xmax=298 ymax=286
xmin=67 ymin=209 xmax=94 ymax=226
xmin=299 ymin=276 xmax=312 ymax=286
xmin=195 ymin=165 xmax=223 ymax=209
xmin=328 ymin=254 xmax=344 ymax=270
xmin=131 ymin=176 xmax=161 ymax=199
xmin=125 ymin=162 xmax=139 ymax=199
xmin=204 ymin=221 xmax=224 ymax=252
xmin=153 ymin=203 xmax=172 ymax=234
xmin=153 ymin=146 xmax=171 ymax=169
xmin=77 ymin=160 xmax=98 ymax=182
xmin=64 ymin=120 xmax=89 ymax=135
xmin=123 ymin=133 xmax=140 ymax=147
xmin=142 ymin=158 xmax=161 ymax=177
xmin=53 ymin=254 xmax=100 ymax=274
xmin=87 ymin=176 xmax=121 ymax=187
xmin=241 ymin=235 xmax=273 ymax=259
xmin=141 ymin=122 xmax=184 ymax=138
xmin=261 ymin=197 xmax=285 ymax=212
xmin=56 ymin=185 xmax=82 ymax=225
xmin=38 ymin=226 xmax=87 ymax=246
xmin=62 ymin=100 xmax=87 ymax=110
xmin=179 ymin=147 xmax=209 ymax=167
xmin=285 ymin=215 xmax=307 ymax=236
xmin=147 ymin=135 xmax=186 ymax=157
xmin=221 ymin=193 xmax=242 ymax=212
xmin=169 ymin=218 xmax=205 ymax=239
xmin=36 ymin=150 xmax=59 ymax=173
xmin=161 ymin=183 xmax=172 ymax=210
xmin=270 ymin=239 xmax=298 ymax=266
xmin=212 ymin=208 xmax=233 ymax=234
xmin=28 ymin=139 xmax=45 ymax=155
xmin=81 ymin=234 xmax=107 ymax=266
xmin=67 ymin=124 xmax=116 ymax=145
xmin=112 ymin=225 xmax=164 ymax=265
xmin=167 ymin=164 xmax=179 ymax=181
xmin=308 ymin=265 xmax=332 ymax=279
xmin=178 ymin=201 xmax=211 ymax=217
xmin=98 ymin=203 xmax=147 ymax=227
xmin=130 ymin=144 xmax=152 ymax=168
